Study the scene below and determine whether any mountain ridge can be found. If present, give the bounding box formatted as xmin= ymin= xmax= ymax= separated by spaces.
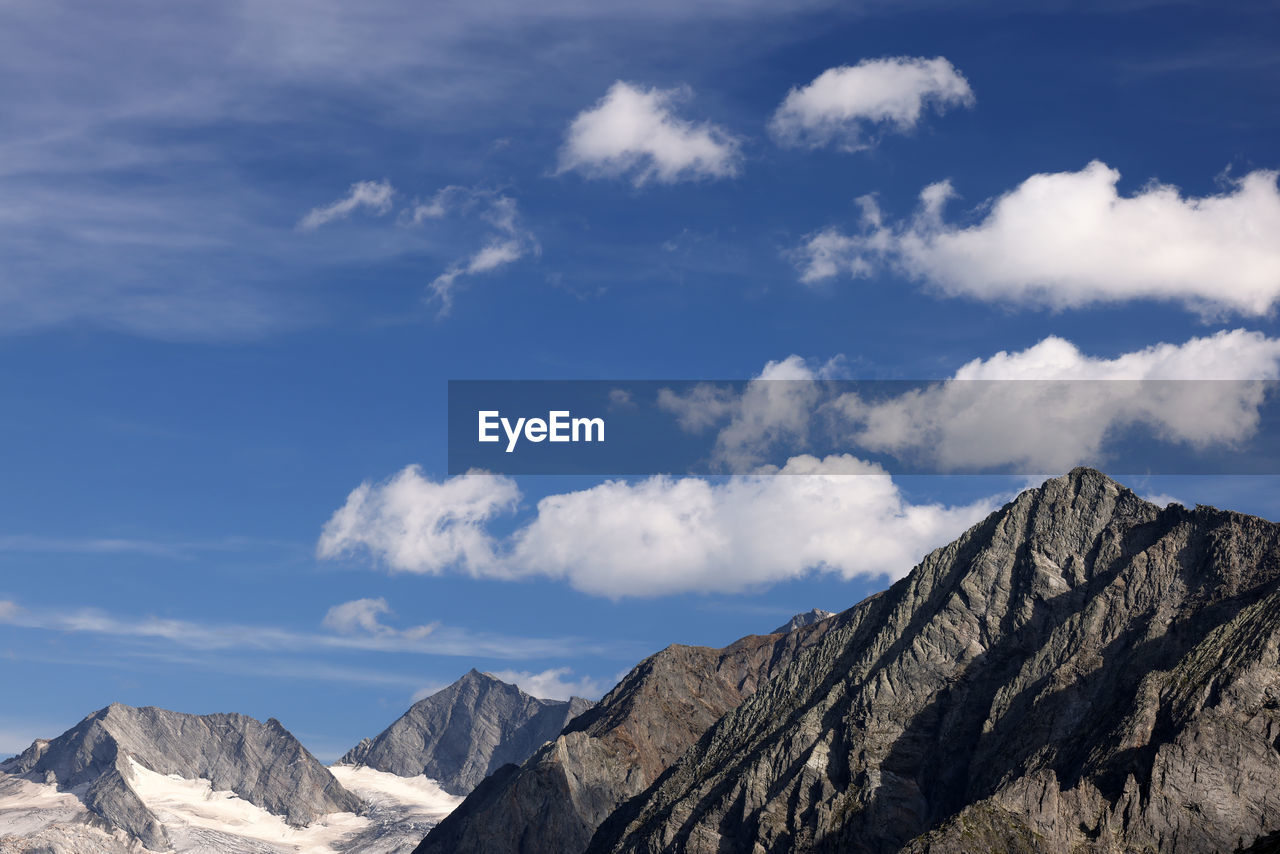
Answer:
xmin=414 ymin=616 xmax=840 ymax=854
xmin=3 ymin=702 xmax=359 ymax=850
xmin=585 ymin=468 xmax=1280 ymax=853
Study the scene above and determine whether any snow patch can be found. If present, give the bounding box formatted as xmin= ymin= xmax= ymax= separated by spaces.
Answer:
xmin=0 ymin=772 xmax=90 ymax=836
xmin=127 ymin=759 xmax=368 ymax=853
xmin=327 ymin=765 xmax=461 ymax=819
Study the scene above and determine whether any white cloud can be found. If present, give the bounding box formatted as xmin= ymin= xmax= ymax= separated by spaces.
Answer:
xmin=485 ymin=667 xmax=606 ymax=700
xmin=509 ymin=454 xmax=997 ymax=597
xmin=830 ymin=330 xmax=1280 ymax=471
xmin=298 ymin=179 xmax=395 ymax=230
xmin=0 ymin=597 xmax=603 ymax=660
xmin=770 ymin=56 xmax=973 ymax=151
xmin=316 ymin=458 xmax=996 ymax=597
xmin=659 ymin=355 xmax=844 ymax=469
xmin=796 ymin=161 xmax=1280 ymax=316
xmin=322 ymin=597 xmax=436 ymax=640
xmin=322 ymin=327 xmax=1280 ymax=597
xmin=420 ymin=192 xmax=539 ymax=312
xmin=558 ymin=81 xmax=742 ymax=185
xmin=317 ymin=466 xmax=520 ymax=574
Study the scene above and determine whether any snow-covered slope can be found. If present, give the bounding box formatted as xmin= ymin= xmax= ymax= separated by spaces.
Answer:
xmin=0 ymin=707 xmax=462 ymax=853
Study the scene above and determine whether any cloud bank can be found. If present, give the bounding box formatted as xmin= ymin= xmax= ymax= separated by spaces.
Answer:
xmin=320 ymin=332 xmax=1280 ymax=596
xmin=558 ymin=81 xmax=742 ymax=185
xmin=795 ymin=162 xmax=1280 ymax=316
xmin=318 ymin=456 xmax=997 ymax=597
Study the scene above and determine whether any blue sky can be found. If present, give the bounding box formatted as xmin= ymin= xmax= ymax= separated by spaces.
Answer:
xmin=2 ymin=0 xmax=1280 ymax=761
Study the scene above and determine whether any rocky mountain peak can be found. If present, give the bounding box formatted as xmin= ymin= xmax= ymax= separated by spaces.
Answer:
xmin=339 ymin=669 xmax=593 ymax=795
xmin=3 ymin=703 xmax=358 ymax=850
xmin=586 ymin=469 xmax=1280 ymax=853
xmin=772 ymin=608 xmax=836 ymax=634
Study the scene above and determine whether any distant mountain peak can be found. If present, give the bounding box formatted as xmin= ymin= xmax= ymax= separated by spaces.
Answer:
xmin=3 ymin=703 xmax=357 ymax=850
xmin=340 ymin=669 xmax=593 ymax=795
xmin=771 ymin=608 xmax=835 ymax=635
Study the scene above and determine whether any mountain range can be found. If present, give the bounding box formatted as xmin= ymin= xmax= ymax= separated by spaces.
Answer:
xmin=5 ymin=469 xmax=1280 ymax=852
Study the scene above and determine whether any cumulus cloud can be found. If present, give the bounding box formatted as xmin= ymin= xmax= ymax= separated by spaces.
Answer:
xmin=509 ymin=454 xmax=997 ymax=597
xmin=795 ymin=161 xmax=1280 ymax=316
xmin=830 ymin=330 xmax=1280 ymax=471
xmin=558 ymin=81 xmax=742 ymax=185
xmin=298 ymin=179 xmax=395 ymax=230
xmin=485 ymin=667 xmax=606 ymax=700
xmin=319 ymin=332 xmax=1280 ymax=597
xmin=316 ymin=456 xmax=997 ymax=597
xmin=317 ymin=466 xmax=520 ymax=574
xmin=770 ymin=57 xmax=973 ymax=151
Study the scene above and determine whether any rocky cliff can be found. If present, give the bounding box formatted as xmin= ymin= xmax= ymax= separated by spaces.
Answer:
xmin=414 ymin=618 xmax=837 ymax=854
xmin=340 ymin=668 xmax=592 ymax=795
xmin=588 ymin=468 xmax=1280 ymax=853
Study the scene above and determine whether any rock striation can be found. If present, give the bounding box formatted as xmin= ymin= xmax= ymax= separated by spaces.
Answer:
xmin=2 ymin=703 xmax=358 ymax=850
xmin=340 ymin=668 xmax=592 ymax=795
xmin=414 ymin=620 xmax=837 ymax=854
xmin=588 ymin=468 xmax=1280 ymax=853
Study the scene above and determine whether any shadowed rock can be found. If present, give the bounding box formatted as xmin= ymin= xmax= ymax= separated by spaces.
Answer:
xmin=414 ymin=621 xmax=837 ymax=854
xmin=588 ymin=469 xmax=1280 ymax=853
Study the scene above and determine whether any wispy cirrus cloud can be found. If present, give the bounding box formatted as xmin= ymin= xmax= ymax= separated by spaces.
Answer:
xmin=0 ymin=596 xmax=607 ymax=659
xmin=419 ymin=192 xmax=540 ymax=312
xmin=322 ymin=597 xmax=437 ymax=640
xmin=298 ymin=180 xmax=395 ymax=230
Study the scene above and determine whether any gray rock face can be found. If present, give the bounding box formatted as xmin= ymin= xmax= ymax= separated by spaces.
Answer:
xmin=771 ymin=608 xmax=835 ymax=635
xmin=414 ymin=622 xmax=837 ymax=854
xmin=588 ymin=468 xmax=1280 ymax=854
xmin=2 ymin=703 xmax=359 ymax=850
xmin=340 ymin=669 xmax=592 ymax=795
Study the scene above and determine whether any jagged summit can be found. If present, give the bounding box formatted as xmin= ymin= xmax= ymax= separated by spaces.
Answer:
xmin=771 ymin=608 xmax=836 ymax=635
xmin=3 ymin=703 xmax=358 ymax=850
xmin=586 ymin=467 xmax=1280 ymax=853
xmin=340 ymin=668 xmax=592 ymax=795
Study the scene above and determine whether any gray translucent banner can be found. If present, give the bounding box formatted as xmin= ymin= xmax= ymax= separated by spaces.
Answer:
xmin=448 ymin=380 xmax=1280 ymax=475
